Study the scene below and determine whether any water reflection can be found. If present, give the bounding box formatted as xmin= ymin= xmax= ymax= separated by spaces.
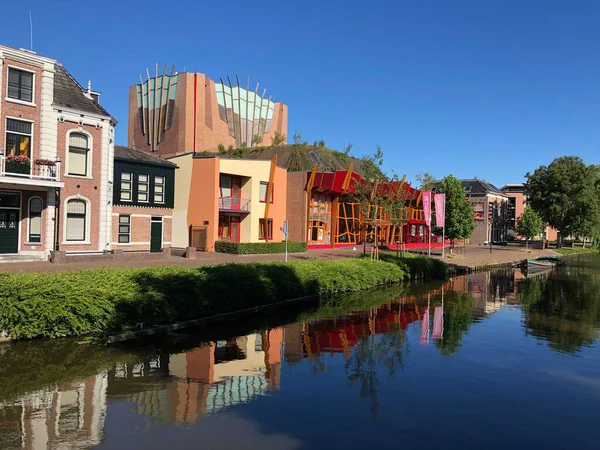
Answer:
xmin=1 ymin=255 xmax=599 ymax=449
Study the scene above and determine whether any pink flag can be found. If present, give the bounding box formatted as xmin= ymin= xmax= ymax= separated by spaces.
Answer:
xmin=433 ymin=306 xmax=444 ymax=339
xmin=422 ymin=191 xmax=432 ymax=227
xmin=420 ymin=307 xmax=429 ymax=344
xmin=434 ymin=193 xmax=446 ymax=228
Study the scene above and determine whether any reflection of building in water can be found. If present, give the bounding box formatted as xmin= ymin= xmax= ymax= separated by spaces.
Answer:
xmin=285 ymin=304 xmax=422 ymax=361
xmin=109 ymin=330 xmax=283 ymax=425
xmin=0 ymin=373 xmax=108 ymax=450
xmin=450 ymin=270 xmax=523 ymax=317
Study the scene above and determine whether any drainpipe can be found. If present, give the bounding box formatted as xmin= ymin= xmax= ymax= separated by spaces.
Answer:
xmin=54 ymin=188 xmax=61 ymax=252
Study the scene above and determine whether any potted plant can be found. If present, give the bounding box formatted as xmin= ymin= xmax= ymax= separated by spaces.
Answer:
xmin=4 ymin=155 xmax=31 ymax=175
xmin=34 ymin=158 xmax=56 ymax=178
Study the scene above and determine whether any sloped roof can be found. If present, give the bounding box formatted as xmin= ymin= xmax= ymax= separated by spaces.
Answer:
xmin=115 ymin=145 xmax=177 ymax=168
xmin=460 ymin=179 xmax=506 ymax=196
xmin=53 ymin=65 xmax=114 ymax=119
xmin=219 ymin=145 xmax=363 ymax=173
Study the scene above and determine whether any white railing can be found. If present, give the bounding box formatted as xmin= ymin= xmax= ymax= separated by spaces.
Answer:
xmin=219 ymin=196 xmax=251 ymax=212
xmin=0 ymin=155 xmax=61 ymax=182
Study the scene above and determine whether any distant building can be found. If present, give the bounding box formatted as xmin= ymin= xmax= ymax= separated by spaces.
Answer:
xmin=500 ymin=183 xmax=558 ymax=241
xmin=460 ymin=179 xmax=509 ymax=244
xmin=128 ymin=69 xmax=288 ymax=157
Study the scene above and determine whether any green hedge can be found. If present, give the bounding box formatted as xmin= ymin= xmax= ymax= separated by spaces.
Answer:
xmin=0 ymin=259 xmax=405 ymax=340
xmin=360 ymin=253 xmax=449 ymax=280
xmin=215 ymin=240 xmax=307 ymax=255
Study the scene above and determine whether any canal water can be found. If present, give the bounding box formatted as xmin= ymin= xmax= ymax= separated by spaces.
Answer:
xmin=1 ymin=255 xmax=599 ymax=449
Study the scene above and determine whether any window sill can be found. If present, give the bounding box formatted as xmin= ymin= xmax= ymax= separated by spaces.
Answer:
xmin=62 ymin=241 xmax=92 ymax=245
xmin=5 ymin=98 xmax=36 ymax=107
xmin=64 ymin=174 xmax=93 ymax=180
xmin=24 ymin=241 xmax=42 ymax=246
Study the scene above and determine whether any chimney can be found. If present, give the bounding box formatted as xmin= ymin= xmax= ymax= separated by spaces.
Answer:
xmin=85 ymin=80 xmax=101 ymax=104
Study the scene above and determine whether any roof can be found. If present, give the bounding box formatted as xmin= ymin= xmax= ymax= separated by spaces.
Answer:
xmin=53 ymin=65 xmax=114 ymax=120
xmin=459 ymin=179 xmax=506 ymax=196
xmin=500 ymin=183 xmax=525 ymax=192
xmin=114 ymin=145 xmax=178 ymax=168
xmin=217 ymin=144 xmax=363 ymax=173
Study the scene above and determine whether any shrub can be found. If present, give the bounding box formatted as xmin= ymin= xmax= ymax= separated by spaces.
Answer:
xmin=0 ymin=259 xmax=405 ymax=340
xmin=360 ymin=253 xmax=449 ymax=280
xmin=215 ymin=241 xmax=307 ymax=255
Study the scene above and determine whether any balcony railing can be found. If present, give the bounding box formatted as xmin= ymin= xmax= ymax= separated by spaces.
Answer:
xmin=219 ymin=196 xmax=251 ymax=212
xmin=0 ymin=155 xmax=61 ymax=182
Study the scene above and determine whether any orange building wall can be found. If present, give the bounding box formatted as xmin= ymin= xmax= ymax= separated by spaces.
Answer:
xmin=188 ymin=157 xmax=219 ymax=251
xmin=269 ymin=167 xmax=288 ymax=242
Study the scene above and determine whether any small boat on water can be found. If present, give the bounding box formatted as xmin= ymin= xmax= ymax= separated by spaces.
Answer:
xmin=527 ymin=256 xmax=564 ymax=271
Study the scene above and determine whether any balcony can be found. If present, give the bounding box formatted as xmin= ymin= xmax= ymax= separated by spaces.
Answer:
xmin=0 ymin=154 xmax=62 ymax=184
xmin=219 ymin=196 xmax=251 ymax=213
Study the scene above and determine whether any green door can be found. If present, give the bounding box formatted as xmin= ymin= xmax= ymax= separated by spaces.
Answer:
xmin=0 ymin=209 xmax=19 ymax=254
xmin=150 ymin=217 xmax=162 ymax=253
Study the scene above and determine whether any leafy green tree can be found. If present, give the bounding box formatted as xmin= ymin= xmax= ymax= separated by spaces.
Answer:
xmin=525 ymin=156 xmax=600 ymax=247
xmin=416 ymin=172 xmax=437 ymax=191
xmin=435 ymin=175 xmax=475 ymax=246
xmin=516 ymin=207 xmax=544 ymax=249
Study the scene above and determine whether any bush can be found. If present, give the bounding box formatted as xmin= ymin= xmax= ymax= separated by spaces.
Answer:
xmin=360 ymin=253 xmax=449 ymax=280
xmin=0 ymin=259 xmax=405 ymax=340
xmin=215 ymin=241 xmax=307 ymax=255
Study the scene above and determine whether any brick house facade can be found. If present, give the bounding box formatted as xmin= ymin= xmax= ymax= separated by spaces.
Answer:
xmin=0 ymin=45 xmax=115 ymax=261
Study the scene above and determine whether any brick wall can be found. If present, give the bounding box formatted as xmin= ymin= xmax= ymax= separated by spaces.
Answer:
xmin=286 ymin=172 xmax=308 ymax=242
xmin=56 ymin=120 xmax=105 ymax=252
xmin=112 ymin=205 xmax=172 ymax=251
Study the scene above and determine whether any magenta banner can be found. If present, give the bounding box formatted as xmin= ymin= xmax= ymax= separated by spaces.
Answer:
xmin=422 ymin=191 xmax=432 ymax=227
xmin=434 ymin=193 xmax=446 ymax=228
xmin=433 ymin=306 xmax=444 ymax=339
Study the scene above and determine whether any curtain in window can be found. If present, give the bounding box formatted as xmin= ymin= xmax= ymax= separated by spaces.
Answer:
xmin=29 ymin=198 xmax=43 ymax=243
xmin=66 ymin=200 xmax=86 ymax=241
xmin=68 ymin=134 xmax=89 ymax=176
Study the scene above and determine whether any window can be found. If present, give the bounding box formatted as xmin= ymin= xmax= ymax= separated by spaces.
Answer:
xmin=259 ymin=218 xmax=273 ymax=240
xmin=137 ymin=174 xmax=149 ymax=202
xmin=7 ymin=68 xmax=33 ymax=103
xmin=154 ymin=176 xmax=165 ymax=203
xmin=259 ymin=182 xmax=273 ymax=203
xmin=66 ymin=200 xmax=86 ymax=241
xmin=310 ymin=194 xmax=330 ymax=213
xmin=309 ymin=220 xmax=327 ymax=242
xmin=118 ymin=215 xmax=131 ymax=243
xmin=6 ymin=119 xmax=32 ymax=157
xmin=28 ymin=197 xmax=42 ymax=243
xmin=68 ymin=133 xmax=89 ymax=176
xmin=120 ymin=172 xmax=133 ymax=201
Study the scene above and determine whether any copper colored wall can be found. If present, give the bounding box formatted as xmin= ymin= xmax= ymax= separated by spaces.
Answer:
xmin=286 ymin=172 xmax=308 ymax=242
xmin=188 ymin=157 xmax=219 ymax=251
xmin=128 ymin=73 xmax=288 ymax=157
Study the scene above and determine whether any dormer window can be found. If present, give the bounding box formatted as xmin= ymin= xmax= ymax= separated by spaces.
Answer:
xmin=7 ymin=68 xmax=33 ymax=103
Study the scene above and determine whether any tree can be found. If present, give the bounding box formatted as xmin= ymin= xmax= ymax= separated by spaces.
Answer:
xmin=525 ymin=156 xmax=600 ymax=247
xmin=350 ymin=146 xmax=386 ymax=257
xmin=435 ymin=175 xmax=475 ymax=247
xmin=416 ymin=172 xmax=437 ymax=191
xmin=516 ymin=207 xmax=543 ymax=249
xmin=383 ymin=172 xmax=409 ymax=257
xmin=293 ymin=131 xmax=302 ymax=145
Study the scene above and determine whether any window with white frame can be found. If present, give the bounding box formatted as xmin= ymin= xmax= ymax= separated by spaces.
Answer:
xmin=138 ymin=174 xmax=149 ymax=202
xmin=154 ymin=176 xmax=165 ymax=203
xmin=65 ymin=199 xmax=87 ymax=241
xmin=259 ymin=181 xmax=273 ymax=203
xmin=28 ymin=197 xmax=42 ymax=243
xmin=6 ymin=119 xmax=32 ymax=157
xmin=118 ymin=215 xmax=131 ymax=243
xmin=68 ymin=133 xmax=90 ymax=176
xmin=7 ymin=68 xmax=33 ymax=103
xmin=120 ymin=172 xmax=133 ymax=201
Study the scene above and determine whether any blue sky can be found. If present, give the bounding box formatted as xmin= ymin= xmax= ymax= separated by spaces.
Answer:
xmin=2 ymin=0 xmax=599 ymax=186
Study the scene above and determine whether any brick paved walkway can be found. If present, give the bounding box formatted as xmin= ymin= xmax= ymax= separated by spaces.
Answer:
xmin=0 ymin=244 xmax=557 ymax=274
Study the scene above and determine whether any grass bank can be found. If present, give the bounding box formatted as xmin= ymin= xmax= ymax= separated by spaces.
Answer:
xmin=359 ymin=252 xmax=449 ymax=280
xmin=0 ymin=259 xmax=405 ymax=340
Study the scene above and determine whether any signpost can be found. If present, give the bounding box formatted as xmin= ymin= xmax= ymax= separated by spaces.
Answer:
xmin=280 ymin=220 xmax=289 ymax=262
